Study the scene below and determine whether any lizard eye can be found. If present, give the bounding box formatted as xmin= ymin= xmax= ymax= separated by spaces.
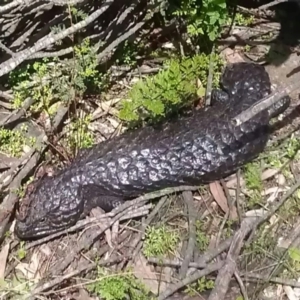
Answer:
xmin=40 ymin=217 xmax=46 ymax=223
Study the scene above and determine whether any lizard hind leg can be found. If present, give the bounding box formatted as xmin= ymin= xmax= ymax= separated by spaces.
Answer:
xmin=78 ymin=184 xmax=126 ymax=216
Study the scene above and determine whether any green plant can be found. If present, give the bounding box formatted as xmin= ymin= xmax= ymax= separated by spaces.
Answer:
xmin=244 ymin=162 xmax=262 ymax=191
xmin=143 ymin=225 xmax=180 ymax=258
xmin=9 ymin=38 xmax=108 ymax=115
xmin=17 ymin=242 xmax=27 ymax=260
xmin=185 ymin=276 xmax=215 ymax=295
xmin=115 ymin=40 xmax=140 ymax=67
xmin=195 ymin=221 xmax=210 ymax=251
xmin=86 ymin=267 xmax=150 ymax=300
xmin=0 ymin=125 xmax=35 ymax=157
xmin=119 ymin=53 xmax=224 ymax=124
xmin=243 ymin=162 xmax=263 ymax=208
xmin=229 ymin=13 xmax=254 ymax=26
xmin=7 ymin=39 xmax=108 ymax=156
xmin=172 ymin=0 xmax=228 ymax=41
xmin=65 ymin=114 xmax=95 ymax=153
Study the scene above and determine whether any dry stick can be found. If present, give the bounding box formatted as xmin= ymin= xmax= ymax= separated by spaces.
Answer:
xmin=0 ymin=105 xmax=68 ymax=239
xmin=46 ymin=0 xmax=86 ymax=5
xmin=207 ymin=178 xmax=300 ymax=300
xmin=0 ymin=0 xmax=34 ymax=13
xmin=0 ymin=41 xmax=15 ymax=56
xmin=232 ymin=77 xmax=300 ymax=127
xmin=205 ymin=44 xmax=215 ymax=107
xmin=50 ymin=187 xmax=201 ymax=275
xmin=0 ymin=90 xmax=13 ymax=100
xmin=241 ymin=273 xmax=300 ymax=288
xmin=126 ymin=196 xmax=168 ymax=269
xmin=149 ymin=236 xmax=234 ymax=270
xmin=0 ymin=97 xmax=35 ymax=127
xmin=207 ymin=216 xmax=259 ymax=300
xmin=97 ymin=19 xmax=151 ymax=62
xmin=25 ymin=186 xmax=201 ymax=249
xmin=158 ymin=261 xmax=225 ymax=300
xmin=30 ymin=256 xmax=125 ymax=297
xmin=0 ymin=0 xmax=113 ymax=77
xmin=26 ymin=204 xmax=151 ymax=251
xmin=0 ymin=136 xmax=45 ymax=239
xmin=257 ymin=0 xmax=288 ymax=10
xmin=234 ymin=271 xmax=249 ymax=300
xmin=29 ymin=231 xmax=134 ymax=296
xmin=50 ymin=208 xmax=139 ymax=275
xmin=179 ymin=191 xmax=197 ymax=279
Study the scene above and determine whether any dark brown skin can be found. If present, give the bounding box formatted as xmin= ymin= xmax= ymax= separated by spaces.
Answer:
xmin=15 ymin=62 xmax=290 ymax=240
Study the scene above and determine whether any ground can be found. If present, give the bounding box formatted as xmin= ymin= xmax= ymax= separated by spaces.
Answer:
xmin=1 ymin=2 xmax=300 ymax=300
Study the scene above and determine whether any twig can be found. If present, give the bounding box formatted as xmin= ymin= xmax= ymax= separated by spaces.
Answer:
xmin=0 ymin=1 xmax=113 ymax=77
xmin=0 ymin=0 xmax=34 ymax=14
xmin=236 ymin=169 xmax=242 ymax=224
xmin=208 ymin=215 xmax=259 ymax=300
xmin=157 ymin=261 xmax=225 ymax=300
xmin=179 ymin=191 xmax=197 ymax=278
xmin=126 ymin=196 xmax=168 ymax=268
xmin=241 ymin=273 xmax=300 ymax=288
xmin=207 ymin=177 xmax=300 ymax=299
xmin=232 ymin=76 xmax=300 ymax=126
xmin=234 ymin=271 xmax=249 ymax=300
xmin=258 ymin=0 xmax=288 ymax=10
xmin=0 ymin=90 xmax=13 ymax=100
xmin=187 ymin=236 xmax=234 ymax=276
xmin=30 ymin=256 xmax=125 ymax=296
xmin=0 ymin=104 xmax=68 ymax=239
xmin=0 ymin=41 xmax=15 ymax=56
xmin=97 ymin=19 xmax=150 ymax=62
xmin=46 ymin=0 xmax=86 ymax=5
xmin=205 ymin=44 xmax=215 ymax=106
xmin=149 ymin=236 xmax=234 ymax=270
xmin=27 ymin=185 xmax=200 ymax=249
xmin=25 ymin=204 xmax=152 ymax=249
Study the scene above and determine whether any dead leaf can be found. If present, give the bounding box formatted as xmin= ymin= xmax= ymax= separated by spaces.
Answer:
xmin=226 ymin=176 xmax=245 ymax=189
xmin=261 ymin=168 xmax=279 ymax=181
xmin=15 ymin=250 xmax=42 ymax=280
xmin=221 ymin=48 xmax=245 ymax=64
xmin=284 ymin=285 xmax=297 ymax=300
xmin=132 ymin=253 xmax=171 ymax=294
xmin=277 ymin=174 xmax=286 ymax=185
xmin=209 ymin=181 xmax=238 ymax=219
xmin=0 ymin=242 xmax=10 ymax=279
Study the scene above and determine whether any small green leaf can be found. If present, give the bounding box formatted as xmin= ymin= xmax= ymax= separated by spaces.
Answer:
xmin=197 ymin=86 xmax=206 ymax=97
xmin=289 ymin=247 xmax=300 ymax=261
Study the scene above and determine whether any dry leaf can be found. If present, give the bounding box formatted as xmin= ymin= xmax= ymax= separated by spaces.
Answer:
xmin=245 ymin=209 xmax=267 ymax=218
xmin=221 ymin=47 xmax=245 ymax=64
xmin=209 ymin=181 xmax=237 ymax=219
xmin=132 ymin=253 xmax=170 ymax=294
xmin=277 ymin=174 xmax=286 ymax=185
xmin=226 ymin=176 xmax=245 ymax=189
xmin=261 ymin=168 xmax=279 ymax=181
xmin=284 ymin=285 xmax=297 ymax=300
xmin=0 ymin=242 xmax=10 ymax=279
xmin=15 ymin=250 xmax=42 ymax=280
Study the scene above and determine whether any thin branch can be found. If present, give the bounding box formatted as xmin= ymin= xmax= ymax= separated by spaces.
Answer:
xmin=258 ymin=0 xmax=288 ymax=9
xmin=0 ymin=0 xmax=34 ymax=14
xmin=0 ymin=0 xmax=113 ymax=77
xmin=46 ymin=0 xmax=86 ymax=5
xmin=232 ymin=76 xmax=300 ymax=126
xmin=158 ymin=261 xmax=225 ymax=300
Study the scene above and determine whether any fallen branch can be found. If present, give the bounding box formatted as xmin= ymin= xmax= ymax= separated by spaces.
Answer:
xmin=232 ymin=76 xmax=300 ymax=126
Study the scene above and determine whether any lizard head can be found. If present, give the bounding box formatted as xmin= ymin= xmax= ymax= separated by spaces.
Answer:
xmin=15 ymin=174 xmax=84 ymax=240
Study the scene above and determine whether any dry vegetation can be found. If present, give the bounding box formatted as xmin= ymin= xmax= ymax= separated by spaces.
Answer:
xmin=1 ymin=0 xmax=300 ymax=299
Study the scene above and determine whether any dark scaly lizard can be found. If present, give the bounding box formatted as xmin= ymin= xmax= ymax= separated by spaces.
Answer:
xmin=15 ymin=62 xmax=290 ymax=240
